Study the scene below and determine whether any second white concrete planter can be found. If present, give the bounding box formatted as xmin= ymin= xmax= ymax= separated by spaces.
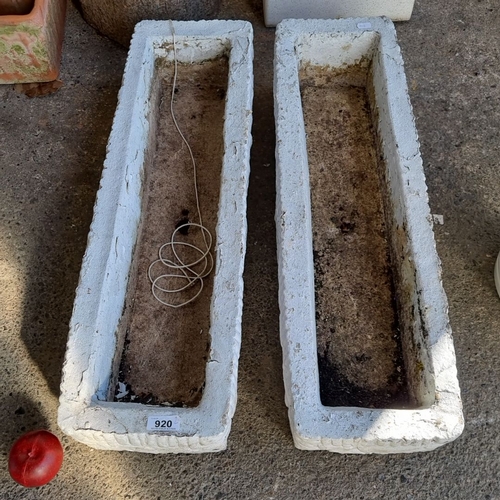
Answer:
xmin=58 ymin=20 xmax=253 ymax=453
xmin=274 ymin=18 xmax=463 ymax=453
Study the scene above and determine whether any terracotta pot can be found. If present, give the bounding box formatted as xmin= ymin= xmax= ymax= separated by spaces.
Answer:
xmin=78 ymin=0 xmax=221 ymax=47
xmin=0 ymin=0 xmax=66 ymax=83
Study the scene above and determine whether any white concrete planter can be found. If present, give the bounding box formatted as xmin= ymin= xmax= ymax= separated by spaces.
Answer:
xmin=264 ymin=0 xmax=414 ymax=27
xmin=58 ymin=20 xmax=253 ymax=454
xmin=274 ymin=18 xmax=463 ymax=453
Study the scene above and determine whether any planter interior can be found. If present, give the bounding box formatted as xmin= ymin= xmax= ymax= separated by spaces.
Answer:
xmin=112 ymin=56 xmax=228 ymax=408
xmin=58 ymin=20 xmax=253 ymax=453
xmin=274 ymin=18 xmax=463 ymax=453
xmin=300 ymin=48 xmax=429 ymax=410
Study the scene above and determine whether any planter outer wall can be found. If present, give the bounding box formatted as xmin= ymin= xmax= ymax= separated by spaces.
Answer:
xmin=274 ymin=17 xmax=463 ymax=453
xmin=57 ymin=20 xmax=254 ymax=454
xmin=78 ymin=0 xmax=221 ymax=47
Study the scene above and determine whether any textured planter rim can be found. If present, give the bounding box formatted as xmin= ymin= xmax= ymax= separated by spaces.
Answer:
xmin=58 ymin=20 xmax=254 ymax=454
xmin=274 ymin=17 xmax=464 ymax=454
xmin=264 ymin=0 xmax=415 ymax=27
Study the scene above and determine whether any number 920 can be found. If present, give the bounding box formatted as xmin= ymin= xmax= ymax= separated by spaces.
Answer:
xmin=154 ymin=419 xmax=173 ymax=428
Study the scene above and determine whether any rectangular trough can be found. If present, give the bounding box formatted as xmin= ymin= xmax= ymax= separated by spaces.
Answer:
xmin=274 ymin=18 xmax=463 ymax=453
xmin=58 ymin=20 xmax=253 ymax=453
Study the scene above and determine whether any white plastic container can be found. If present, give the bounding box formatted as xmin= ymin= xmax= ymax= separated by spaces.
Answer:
xmin=274 ymin=18 xmax=463 ymax=453
xmin=264 ymin=0 xmax=414 ymax=27
xmin=58 ymin=20 xmax=254 ymax=454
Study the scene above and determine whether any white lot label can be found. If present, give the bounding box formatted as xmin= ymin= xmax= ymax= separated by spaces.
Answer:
xmin=147 ymin=415 xmax=181 ymax=432
xmin=356 ymin=22 xmax=372 ymax=30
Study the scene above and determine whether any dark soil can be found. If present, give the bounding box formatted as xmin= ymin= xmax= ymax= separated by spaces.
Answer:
xmin=300 ymin=63 xmax=410 ymax=408
xmin=113 ymin=57 xmax=228 ymax=407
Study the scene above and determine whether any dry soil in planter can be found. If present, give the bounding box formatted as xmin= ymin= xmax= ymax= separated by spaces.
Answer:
xmin=299 ymin=63 xmax=410 ymax=409
xmin=58 ymin=20 xmax=253 ymax=454
xmin=275 ymin=17 xmax=462 ymax=454
xmin=115 ymin=57 xmax=228 ymax=407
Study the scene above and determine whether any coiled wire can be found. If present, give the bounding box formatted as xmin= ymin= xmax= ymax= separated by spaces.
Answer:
xmin=148 ymin=21 xmax=214 ymax=308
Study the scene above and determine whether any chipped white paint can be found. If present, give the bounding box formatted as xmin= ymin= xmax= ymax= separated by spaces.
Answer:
xmin=58 ymin=20 xmax=253 ymax=454
xmin=264 ymin=0 xmax=414 ymax=27
xmin=274 ymin=18 xmax=463 ymax=453
xmin=431 ymin=214 xmax=444 ymax=226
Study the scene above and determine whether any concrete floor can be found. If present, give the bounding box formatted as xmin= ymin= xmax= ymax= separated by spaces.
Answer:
xmin=1 ymin=0 xmax=499 ymax=498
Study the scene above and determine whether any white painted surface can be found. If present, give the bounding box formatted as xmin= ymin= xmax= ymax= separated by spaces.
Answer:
xmin=274 ymin=18 xmax=463 ymax=453
xmin=58 ymin=20 xmax=254 ymax=453
xmin=264 ymin=0 xmax=415 ymax=27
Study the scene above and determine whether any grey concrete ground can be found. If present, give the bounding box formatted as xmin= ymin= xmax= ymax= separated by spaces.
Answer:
xmin=0 ymin=0 xmax=499 ymax=498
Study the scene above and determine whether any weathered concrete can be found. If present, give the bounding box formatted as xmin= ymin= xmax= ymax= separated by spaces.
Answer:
xmin=58 ymin=20 xmax=254 ymax=453
xmin=0 ymin=0 xmax=500 ymax=497
xmin=274 ymin=18 xmax=463 ymax=453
